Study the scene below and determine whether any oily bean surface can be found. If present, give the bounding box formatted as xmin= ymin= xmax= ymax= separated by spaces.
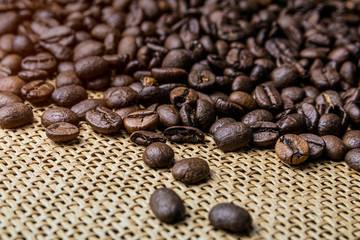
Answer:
xmin=275 ymin=134 xmax=310 ymax=165
xmin=0 ymin=103 xmax=33 ymax=128
xmin=172 ymin=157 xmax=210 ymax=184
xmin=46 ymin=122 xmax=79 ymax=143
xmin=142 ymin=142 xmax=174 ymax=168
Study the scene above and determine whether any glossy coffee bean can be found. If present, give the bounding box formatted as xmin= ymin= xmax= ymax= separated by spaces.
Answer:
xmin=271 ymin=65 xmax=299 ymax=89
xmin=104 ymin=86 xmax=141 ymax=108
xmin=228 ymin=91 xmax=257 ymax=111
xmin=253 ymin=85 xmax=283 ymax=112
xmin=51 ymin=85 xmax=88 ymax=107
xmin=143 ymin=142 xmax=174 ymax=168
xmin=46 ymin=122 xmax=79 ymax=143
xmin=123 ymin=110 xmax=159 ymax=133
xmin=149 ymin=188 xmax=185 ymax=223
xmin=172 ymin=157 xmax=210 ymax=184
xmin=157 ymin=104 xmax=181 ymax=129
xmin=299 ymin=133 xmax=326 ymax=159
xmin=0 ymin=76 xmax=25 ymax=96
xmin=75 ymin=56 xmax=110 ymax=80
xmin=85 ymin=106 xmax=122 ymax=134
xmin=188 ymin=70 xmax=216 ymax=92
xmin=209 ymin=203 xmax=251 ymax=233
xmin=56 ymin=70 xmax=82 ymax=88
xmin=310 ymin=66 xmax=340 ymax=90
xmin=180 ymin=99 xmax=216 ymax=132
xmin=162 ymin=49 xmax=193 ymax=70
xmin=21 ymin=52 xmax=57 ymax=75
xmin=214 ymin=122 xmax=252 ymax=152
xmin=164 ymin=126 xmax=204 ymax=143
xmin=344 ymin=101 xmax=360 ymax=128
xmin=0 ymin=92 xmax=22 ymax=108
xmin=241 ymin=109 xmax=274 ymax=125
xmin=20 ymin=80 xmax=54 ymax=104
xmin=130 ymin=130 xmax=166 ymax=146
xmin=18 ymin=70 xmax=49 ymax=82
xmin=115 ymin=104 xmax=141 ymax=120
xmin=276 ymin=113 xmax=307 ymax=135
xmin=318 ymin=113 xmax=342 ymax=137
xmin=0 ymin=103 xmax=33 ymax=128
xmin=250 ymin=121 xmax=279 ymax=148
xmin=209 ymin=118 xmax=236 ymax=135
xmin=345 ymin=148 xmax=360 ymax=172
xmin=70 ymin=99 xmax=106 ymax=120
xmin=342 ymin=130 xmax=360 ymax=150
xmin=297 ymin=103 xmax=319 ymax=133
xmin=151 ymin=68 xmax=188 ymax=84
xmin=41 ymin=107 xmax=79 ymax=128
xmin=214 ymin=98 xmax=244 ymax=120
xmin=170 ymin=87 xmax=199 ymax=109
xmin=275 ymin=134 xmax=310 ymax=165
xmin=321 ymin=135 xmax=348 ymax=160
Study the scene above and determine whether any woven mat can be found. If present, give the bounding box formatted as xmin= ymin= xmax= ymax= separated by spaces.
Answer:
xmin=0 ymin=91 xmax=360 ymax=240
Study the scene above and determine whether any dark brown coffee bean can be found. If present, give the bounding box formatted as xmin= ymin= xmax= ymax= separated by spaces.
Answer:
xmin=85 ymin=75 xmax=110 ymax=90
xmin=0 ymin=11 xmax=19 ymax=35
xmin=115 ymin=104 xmax=141 ymax=120
xmin=188 ymin=70 xmax=215 ymax=92
xmin=241 ymin=109 xmax=274 ymax=125
xmin=42 ymin=104 xmax=80 ymax=128
xmin=328 ymin=47 xmax=350 ymax=63
xmin=85 ymin=106 xmax=122 ymax=134
xmin=231 ymin=75 xmax=253 ymax=93
xmin=130 ymin=130 xmax=166 ymax=146
xmin=111 ymin=74 xmax=134 ymax=87
xmin=0 ymin=76 xmax=25 ymax=96
xmin=315 ymin=90 xmax=342 ymax=108
xmin=0 ymin=103 xmax=33 ymax=128
xmin=18 ymin=70 xmax=48 ymax=82
xmin=117 ymin=36 xmax=137 ymax=60
xmin=21 ymin=52 xmax=57 ymax=75
xmin=303 ymin=86 xmax=320 ymax=99
xmin=296 ymin=103 xmax=319 ymax=133
xmin=300 ymin=48 xmax=327 ymax=59
xmin=310 ymin=66 xmax=340 ymax=90
xmin=344 ymin=101 xmax=360 ymax=128
xmin=340 ymin=61 xmax=357 ymax=87
xmin=104 ymin=86 xmax=141 ymax=108
xmin=56 ymin=70 xmax=82 ymax=88
xmin=299 ymin=133 xmax=326 ymax=159
xmin=164 ymin=126 xmax=204 ymax=143
xmin=123 ymin=110 xmax=159 ymax=133
xmin=39 ymin=25 xmax=74 ymax=46
xmin=151 ymin=68 xmax=188 ymax=84
xmin=321 ymin=135 xmax=348 ymax=160
xmin=58 ymin=62 xmax=75 ymax=73
xmin=156 ymin=104 xmax=181 ymax=129
xmin=265 ymin=38 xmax=297 ymax=59
xmin=20 ymin=80 xmax=54 ymax=104
xmin=342 ymin=130 xmax=360 ymax=150
xmin=12 ymin=35 xmax=34 ymax=57
xmin=51 ymin=85 xmax=87 ymax=107
xmin=275 ymin=134 xmax=310 ymax=165
xmin=318 ymin=113 xmax=342 ymax=137
xmin=172 ymin=157 xmax=210 ymax=184
xmin=73 ymin=40 xmax=105 ymax=62
xmin=143 ymin=142 xmax=174 ymax=168
xmin=253 ymin=85 xmax=283 ymax=112
xmin=345 ymin=148 xmax=360 ymax=172
xmin=209 ymin=118 xmax=236 ymax=135
xmin=250 ymin=121 xmax=279 ymax=148
xmin=46 ymin=122 xmax=79 ymax=143
xmin=70 ymin=99 xmax=106 ymax=121
xmin=214 ymin=98 xmax=244 ymax=119
xmin=342 ymin=88 xmax=360 ymax=105
xmin=209 ymin=203 xmax=251 ymax=233
xmin=149 ymin=188 xmax=185 ymax=223
xmin=214 ymin=122 xmax=252 ymax=152
xmin=162 ymin=49 xmax=193 ymax=70
xmin=281 ymin=87 xmax=305 ymax=103
xmin=75 ymin=56 xmax=110 ymax=80
xmin=276 ymin=113 xmax=307 ymax=135
xmin=1 ymin=54 xmax=22 ymax=74
xmin=0 ymin=92 xmax=22 ymax=108
xmin=180 ymin=99 xmax=215 ymax=132
xmin=170 ymin=87 xmax=199 ymax=109
xmin=229 ymin=91 xmax=257 ymax=111
xmin=271 ymin=65 xmax=299 ymax=89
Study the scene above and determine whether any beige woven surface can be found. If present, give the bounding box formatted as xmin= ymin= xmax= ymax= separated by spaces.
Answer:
xmin=0 ymin=91 xmax=360 ymax=240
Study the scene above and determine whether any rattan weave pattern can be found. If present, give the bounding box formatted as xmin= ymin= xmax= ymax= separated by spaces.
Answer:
xmin=0 ymin=92 xmax=360 ymax=239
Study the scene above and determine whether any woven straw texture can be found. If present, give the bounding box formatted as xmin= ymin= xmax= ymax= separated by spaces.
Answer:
xmin=0 ymin=91 xmax=360 ymax=240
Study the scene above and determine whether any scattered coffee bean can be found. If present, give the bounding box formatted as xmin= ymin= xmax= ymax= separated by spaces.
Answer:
xmin=104 ymin=86 xmax=141 ymax=108
xmin=172 ymin=157 xmax=210 ymax=184
xmin=0 ymin=76 xmax=25 ymax=96
xmin=0 ymin=92 xmax=22 ymax=108
xmin=345 ymin=148 xmax=360 ymax=172
xmin=214 ymin=122 xmax=252 ymax=152
xmin=41 ymin=107 xmax=79 ymax=128
xmin=156 ymin=104 xmax=182 ymax=129
xmin=143 ymin=142 xmax=174 ymax=168
xmin=123 ymin=110 xmax=159 ymax=133
xmin=71 ymin=99 xmax=106 ymax=120
xmin=46 ymin=122 xmax=79 ymax=143
xmin=130 ymin=130 xmax=166 ymax=146
xmin=86 ymin=106 xmax=122 ymax=134
xmin=164 ymin=126 xmax=204 ymax=143
xmin=250 ymin=121 xmax=279 ymax=148
xmin=321 ymin=135 xmax=348 ymax=161
xmin=0 ymin=103 xmax=33 ymax=128
xmin=275 ymin=134 xmax=310 ymax=165
xmin=56 ymin=70 xmax=82 ymax=88
xmin=115 ymin=104 xmax=141 ymax=120
xmin=299 ymin=133 xmax=326 ymax=159
xmin=20 ymin=80 xmax=54 ymax=104
xmin=241 ymin=109 xmax=274 ymax=125
xmin=51 ymin=85 xmax=88 ymax=107
xmin=209 ymin=118 xmax=236 ymax=135
xmin=342 ymin=130 xmax=360 ymax=150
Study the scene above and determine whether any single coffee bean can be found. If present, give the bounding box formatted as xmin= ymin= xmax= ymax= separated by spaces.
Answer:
xmin=151 ymin=68 xmax=188 ymax=84
xmin=123 ymin=110 xmax=159 ymax=133
xmin=241 ymin=109 xmax=274 ymax=125
xmin=149 ymin=188 xmax=185 ymax=223
xmin=275 ymin=134 xmax=310 ymax=165
xmin=143 ymin=142 xmax=174 ymax=168
xmin=18 ymin=70 xmax=48 ymax=82
xmin=209 ymin=203 xmax=252 ymax=233
xmin=85 ymin=75 xmax=110 ymax=90
xmin=228 ymin=91 xmax=257 ymax=111
xmin=111 ymin=74 xmax=135 ymax=87
xmin=56 ymin=70 xmax=82 ymax=88
xmin=21 ymin=52 xmax=57 ymax=75
xmin=12 ymin=35 xmax=34 ymax=57
xmin=180 ymin=99 xmax=216 ymax=132
xmin=342 ymin=130 xmax=360 ymax=150
xmin=231 ymin=75 xmax=253 ymax=93
xmin=270 ymin=65 xmax=299 ymax=89
xmin=299 ymin=133 xmax=326 ymax=159
xmin=344 ymin=101 xmax=360 ymax=128
xmin=70 ymin=99 xmax=106 ymax=121
xmin=303 ymin=86 xmax=320 ymax=99
xmin=214 ymin=98 xmax=244 ymax=119
xmin=345 ymin=148 xmax=360 ymax=172
xmin=157 ymin=104 xmax=182 ymax=129
xmin=39 ymin=25 xmax=74 ymax=46
xmin=213 ymin=122 xmax=252 ymax=152
xmin=45 ymin=122 xmax=79 ymax=143
xmin=0 ymin=92 xmax=22 ymax=108
xmin=85 ymin=106 xmax=122 ymax=134
xmin=209 ymin=118 xmax=236 ymax=135
xmin=20 ymin=80 xmax=54 ymax=104
xmin=164 ymin=126 xmax=205 ymax=143
xmin=51 ymin=85 xmax=88 ymax=107
xmin=130 ymin=130 xmax=166 ymax=146
xmin=253 ymin=85 xmax=283 ymax=112
xmin=161 ymin=49 xmax=193 ymax=70
xmin=73 ymin=40 xmax=105 ymax=62
xmin=0 ymin=76 xmax=25 ymax=96
xmin=321 ymin=135 xmax=348 ymax=160
xmin=281 ymin=87 xmax=305 ymax=103
xmin=172 ymin=157 xmax=210 ymax=184
xmin=296 ymin=102 xmax=319 ymax=133
xmin=75 ymin=56 xmax=110 ymax=80
xmin=310 ymin=66 xmax=340 ymax=90
xmin=169 ymin=87 xmax=199 ymax=109
xmin=250 ymin=121 xmax=279 ymax=148
xmin=318 ymin=113 xmax=342 ymax=137
xmin=0 ymin=103 xmax=33 ymax=128
xmin=41 ymin=107 xmax=80 ymax=128
xmin=276 ymin=113 xmax=307 ymax=135
xmin=58 ymin=62 xmax=75 ymax=73
xmin=315 ymin=90 xmax=342 ymax=107
xmin=115 ymin=104 xmax=141 ymax=120
xmin=188 ymin=70 xmax=216 ymax=92
xmin=1 ymin=54 xmax=22 ymax=74
xmin=104 ymin=86 xmax=141 ymax=108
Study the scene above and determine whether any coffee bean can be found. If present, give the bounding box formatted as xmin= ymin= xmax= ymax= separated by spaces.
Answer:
xmin=130 ymin=130 xmax=166 ymax=146
xmin=310 ymin=66 xmax=340 ymax=90
xmin=70 ymin=99 xmax=106 ymax=121
xmin=41 ymin=107 xmax=79 ymax=128
xmin=0 ymin=11 xmax=19 ymax=35
xmin=111 ymin=74 xmax=134 ymax=87
xmin=281 ymin=87 xmax=305 ymax=103
xmin=299 ymin=133 xmax=326 ymax=159
xmin=271 ymin=65 xmax=299 ymax=89
xmin=318 ymin=113 xmax=342 ymax=137
xmin=85 ymin=106 xmax=122 ymax=134
xmin=231 ymin=75 xmax=253 ymax=93
xmin=172 ymin=157 xmax=210 ymax=184
xmin=214 ymin=122 xmax=252 ymax=152
xmin=209 ymin=203 xmax=251 ymax=233
xmin=12 ymin=35 xmax=34 ymax=57
xmin=104 ymin=86 xmax=141 ymax=108
xmin=46 ymin=122 xmax=79 ymax=143
xmin=51 ymin=85 xmax=88 ymax=107
xmin=0 ymin=103 xmax=33 ymax=128
xmin=157 ymin=104 xmax=182 ymax=129
xmin=75 ymin=56 xmax=110 ymax=80
xmin=328 ymin=47 xmax=350 ymax=63
xmin=58 ymin=62 xmax=75 ymax=73
xmin=209 ymin=118 xmax=236 ymax=135
xmin=276 ymin=113 xmax=307 ymax=135
xmin=162 ymin=49 xmax=193 ymax=70
xmin=73 ymin=40 xmax=105 ymax=61
xmin=275 ymin=134 xmax=310 ymax=165
xmin=151 ymin=68 xmax=188 ymax=84
xmin=123 ymin=110 xmax=159 ymax=133
xmin=39 ymin=25 xmax=74 ymax=46
xmin=170 ymin=87 xmax=199 ymax=109
xmin=21 ymin=52 xmax=57 ymax=75
xmin=315 ymin=90 xmax=342 ymax=108
xmin=117 ymin=36 xmax=137 ymax=60
xmin=296 ymin=102 xmax=319 ymax=133
xmin=56 ymin=70 xmax=82 ymax=88
xmin=114 ymin=104 xmax=141 ymax=120
xmin=250 ymin=121 xmax=279 ymax=148
xmin=241 ymin=109 xmax=274 ymax=125
xmin=0 ymin=92 xmax=22 ymax=108
xmin=85 ymin=75 xmax=110 ymax=90
xmin=344 ymin=101 xmax=360 ymax=128
xmin=20 ymin=80 xmax=54 ymax=104
xmin=321 ymin=135 xmax=348 ymax=160
xmin=164 ymin=126 xmax=204 ymax=143
xmin=0 ymin=76 xmax=25 ymax=96
xmin=1 ymin=54 xmax=22 ymax=74
xmin=345 ymin=148 xmax=360 ymax=172
xmin=214 ymin=98 xmax=244 ymax=119
xmin=229 ymin=91 xmax=257 ymax=111
xmin=180 ymin=99 xmax=215 ymax=132
xmin=188 ymin=70 xmax=216 ymax=92
xmin=18 ymin=70 xmax=49 ymax=82
xmin=342 ymin=130 xmax=360 ymax=150
xmin=253 ymin=85 xmax=283 ymax=112
xmin=149 ymin=188 xmax=185 ymax=223
xmin=143 ymin=142 xmax=174 ymax=168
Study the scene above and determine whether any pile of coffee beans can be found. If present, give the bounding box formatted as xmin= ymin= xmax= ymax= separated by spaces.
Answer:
xmin=0 ymin=0 xmax=359 ymax=233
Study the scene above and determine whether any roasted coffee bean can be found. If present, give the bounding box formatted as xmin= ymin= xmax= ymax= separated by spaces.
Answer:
xmin=164 ymin=126 xmax=204 ymax=143
xmin=139 ymin=86 xmax=168 ymax=107
xmin=0 ymin=92 xmax=22 ymax=108
xmin=229 ymin=91 xmax=257 ymax=111
xmin=303 ymin=86 xmax=320 ymax=99
xmin=253 ymin=85 xmax=283 ymax=112
xmin=310 ymin=66 xmax=340 ymax=90
xmin=46 ymin=122 xmax=79 ymax=143
xmin=215 ymin=98 xmax=244 ymax=120
xmin=0 ymin=103 xmax=33 ymax=128
xmin=265 ymin=38 xmax=297 ymax=59
xmin=142 ymin=142 xmax=174 ymax=168
xmin=117 ymin=36 xmax=137 ymax=60
xmin=85 ymin=106 xmax=122 ymax=134
xmin=115 ymin=104 xmax=141 ymax=120
xmin=39 ymin=25 xmax=74 ymax=46
xmin=214 ymin=122 xmax=252 ymax=152
xmin=276 ymin=113 xmax=307 ymax=135
xmin=111 ymin=74 xmax=134 ymax=87
xmin=12 ymin=35 xmax=34 ymax=57
xmin=151 ymin=68 xmax=188 ymax=84
xmin=188 ymin=70 xmax=216 ymax=92
xmin=315 ymin=90 xmax=342 ymax=108
xmin=345 ymin=148 xmax=360 ymax=172
xmin=340 ymin=61 xmax=357 ymax=87
xmin=162 ymin=49 xmax=193 ymax=70
xmin=85 ymin=75 xmax=110 ymax=90
xmin=0 ymin=76 xmax=25 ymax=96
xmin=56 ymin=70 xmax=82 ymax=88
xmin=157 ymin=104 xmax=181 ymax=129
xmin=297 ymin=103 xmax=319 ymax=133
xmin=20 ymin=80 xmax=54 ymax=104
xmin=57 ymin=62 xmax=75 ymax=73
xmin=250 ymin=121 xmax=279 ymax=148
xmin=209 ymin=118 xmax=236 ymax=135
xmin=21 ymin=52 xmax=57 ymax=75
xmin=241 ymin=109 xmax=274 ymax=125
xmin=344 ymin=101 xmax=360 ymax=128
xmin=104 ymin=86 xmax=141 ymax=108
xmin=123 ymin=110 xmax=159 ymax=133
xmin=18 ymin=70 xmax=48 ymax=82
xmin=281 ymin=87 xmax=305 ymax=103
xmin=322 ymin=135 xmax=348 ymax=160
xmin=70 ymin=99 xmax=106 ymax=120
xmin=275 ymin=134 xmax=310 ymax=165
xmin=318 ymin=113 xmax=342 ymax=137
xmin=299 ymin=133 xmax=326 ymax=159
xmin=170 ymin=87 xmax=199 ymax=109
xmin=75 ymin=56 xmax=110 ymax=80
xmin=209 ymin=203 xmax=251 ymax=233
xmin=149 ymin=188 xmax=185 ymax=223
xmin=130 ymin=130 xmax=166 ymax=146
xmin=342 ymin=130 xmax=360 ymax=150
xmin=342 ymin=88 xmax=360 ymax=105
xmin=41 ymin=107 xmax=79 ymax=128
xmin=328 ymin=47 xmax=349 ymax=63
xmin=180 ymin=99 xmax=215 ymax=132
xmin=231 ymin=75 xmax=253 ymax=93
xmin=1 ymin=54 xmax=22 ymax=74
xmin=271 ymin=65 xmax=299 ymax=89
xmin=73 ymin=40 xmax=104 ymax=61
xmin=172 ymin=157 xmax=210 ymax=184
xmin=51 ymin=85 xmax=88 ymax=107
